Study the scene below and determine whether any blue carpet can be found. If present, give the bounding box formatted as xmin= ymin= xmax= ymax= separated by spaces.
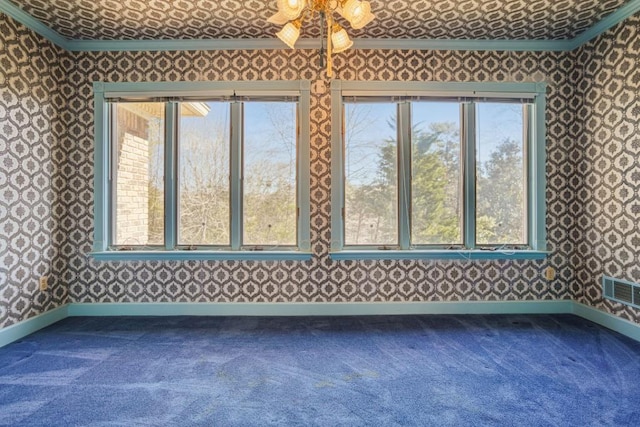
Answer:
xmin=1 ymin=314 xmax=640 ymax=426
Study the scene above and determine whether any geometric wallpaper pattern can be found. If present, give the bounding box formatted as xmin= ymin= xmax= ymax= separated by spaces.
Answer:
xmin=2 ymin=10 xmax=640 ymax=328
xmin=7 ymin=0 xmax=630 ymax=41
xmin=574 ymin=15 xmax=640 ymax=323
xmin=57 ymin=48 xmax=575 ymax=307
xmin=0 ymin=15 xmax=68 ymax=328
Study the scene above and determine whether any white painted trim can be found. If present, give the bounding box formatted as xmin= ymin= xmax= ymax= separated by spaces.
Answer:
xmin=572 ymin=302 xmax=640 ymax=343
xmin=67 ymin=300 xmax=574 ymax=317
xmin=0 ymin=306 xmax=69 ymax=348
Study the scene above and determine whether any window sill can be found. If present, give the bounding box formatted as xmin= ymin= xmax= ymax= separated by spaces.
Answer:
xmin=91 ymin=250 xmax=313 ymax=261
xmin=329 ymin=249 xmax=549 ymax=261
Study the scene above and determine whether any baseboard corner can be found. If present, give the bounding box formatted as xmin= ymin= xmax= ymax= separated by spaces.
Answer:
xmin=0 ymin=305 xmax=69 ymax=348
xmin=571 ymin=302 xmax=640 ymax=342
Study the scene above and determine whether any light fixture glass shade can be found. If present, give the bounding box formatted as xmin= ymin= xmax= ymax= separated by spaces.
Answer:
xmin=331 ymin=26 xmax=353 ymax=53
xmin=350 ymin=8 xmax=374 ymax=30
xmin=340 ymin=0 xmax=367 ymax=22
xmin=271 ymin=0 xmax=374 ymax=76
xmin=276 ymin=22 xmax=301 ymax=49
xmin=276 ymin=0 xmax=305 ymax=20
xmin=267 ymin=11 xmax=289 ymax=25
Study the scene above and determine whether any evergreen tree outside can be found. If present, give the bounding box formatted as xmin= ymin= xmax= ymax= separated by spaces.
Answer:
xmin=476 ymin=138 xmax=525 ymax=244
xmin=344 ymin=101 xmax=526 ymax=247
xmin=476 ymin=102 xmax=526 ymax=245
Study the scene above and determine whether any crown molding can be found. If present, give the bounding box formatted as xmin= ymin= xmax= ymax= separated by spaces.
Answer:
xmin=568 ymin=0 xmax=640 ymax=49
xmin=65 ymin=37 xmax=304 ymax=52
xmin=63 ymin=37 xmax=575 ymax=52
xmin=0 ymin=0 xmax=70 ymax=49
xmin=352 ymin=38 xmax=574 ymax=51
xmin=2 ymin=0 xmax=640 ymax=53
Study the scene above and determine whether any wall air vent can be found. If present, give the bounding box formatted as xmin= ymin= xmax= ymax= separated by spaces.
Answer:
xmin=602 ymin=276 xmax=640 ymax=309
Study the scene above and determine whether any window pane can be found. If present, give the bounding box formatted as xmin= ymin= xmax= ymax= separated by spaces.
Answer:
xmin=113 ymin=103 xmax=165 ymax=246
xmin=476 ymin=102 xmax=527 ymax=245
xmin=344 ymin=102 xmax=398 ymax=246
xmin=411 ymin=102 xmax=462 ymax=245
xmin=178 ymin=102 xmax=231 ymax=246
xmin=243 ymin=102 xmax=297 ymax=247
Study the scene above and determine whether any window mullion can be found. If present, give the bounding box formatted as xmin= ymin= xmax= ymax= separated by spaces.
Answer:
xmin=397 ymin=102 xmax=412 ymax=250
xmin=108 ymin=103 xmax=117 ymax=248
xmin=94 ymin=90 xmax=110 ymax=251
xmin=230 ymin=102 xmax=243 ymax=250
xmin=524 ymin=103 xmax=532 ymax=247
xmin=462 ymin=102 xmax=476 ymax=249
xmin=529 ymin=97 xmax=546 ymax=251
xmin=164 ymin=102 xmax=179 ymax=250
xmin=330 ymin=81 xmax=344 ymax=251
xmin=297 ymin=86 xmax=311 ymax=252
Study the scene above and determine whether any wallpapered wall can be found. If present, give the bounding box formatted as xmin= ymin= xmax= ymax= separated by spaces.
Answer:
xmin=574 ymin=15 xmax=640 ymax=323
xmin=0 ymin=15 xmax=68 ymax=328
xmin=2 ymin=10 xmax=638 ymax=329
xmin=56 ymin=49 xmax=576 ymax=306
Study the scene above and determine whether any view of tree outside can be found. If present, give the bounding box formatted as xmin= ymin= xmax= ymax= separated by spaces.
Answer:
xmin=114 ymin=98 xmax=525 ymax=249
xmin=344 ymin=102 xmax=398 ymax=245
xmin=476 ymin=102 xmax=526 ymax=245
xmin=411 ymin=102 xmax=461 ymax=245
xmin=178 ymin=102 xmax=231 ymax=246
xmin=113 ymin=100 xmax=299 ymax=248
xmin=343 ymin=100 xmax=527 ymax=247
xmin=243 ymin=102 xmax=297 ymax=247
xmin=146 ymin=114 xmax=165 ymax=245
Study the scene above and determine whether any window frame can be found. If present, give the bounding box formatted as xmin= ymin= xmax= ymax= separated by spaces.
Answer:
xmin=92 ymin=80 xmax=311 ymax=261
xmin=330 ymin=80 xmax=548 ymax=260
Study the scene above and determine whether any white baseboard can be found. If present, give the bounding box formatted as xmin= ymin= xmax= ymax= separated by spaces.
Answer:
xmin=2 ymin=300 xmax=639 ymax=348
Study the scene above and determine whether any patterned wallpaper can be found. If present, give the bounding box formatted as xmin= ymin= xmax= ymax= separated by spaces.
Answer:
xmin=574 ymin=15 xmax=640 ymax=323
xmin=3 ymin=9 xmax=639 ymax=330
xmin=0 ymin=15 xmax=68 ymax=328
xmin=51 ymin=47 xmax=575 ymax=307
xmin=7 ymin=0 xmax=629 ymax=41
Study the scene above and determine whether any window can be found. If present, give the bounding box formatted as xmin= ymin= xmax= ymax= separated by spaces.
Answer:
xmin=331 ymin=81 xmax=547 ymax=260
xmin=93 ymin=81 xmax=311 ymax=260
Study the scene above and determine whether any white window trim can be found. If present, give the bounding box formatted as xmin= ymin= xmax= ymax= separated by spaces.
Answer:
xmin=330 ymin=80 xmax=548 ymax=260
xmin=92 ymin=80 xmax=311 ymax=261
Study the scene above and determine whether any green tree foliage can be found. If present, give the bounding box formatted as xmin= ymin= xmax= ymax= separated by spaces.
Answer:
xmin=476 ymin=138 xmax=525 ymax=244
xmin=410 ymin=121 xmax=461 ymax=244
xmin=141 ymin=101 xmax=525 ymax=249
xmin=346 ymin=108 xmax=525 ymax=247
xmin=346 ymin=116 xmax=461 ymax=245
xmin=343 ymin=104 xmax=397 ymax=244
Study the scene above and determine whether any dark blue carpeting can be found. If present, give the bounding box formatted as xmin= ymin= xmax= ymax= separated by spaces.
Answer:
xmin=1 ymin=314 xmax=640 ymax=426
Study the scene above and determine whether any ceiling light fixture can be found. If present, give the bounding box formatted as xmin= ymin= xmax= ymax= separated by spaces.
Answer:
xmin=269 ymin=0 xmax=375 ymax=77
